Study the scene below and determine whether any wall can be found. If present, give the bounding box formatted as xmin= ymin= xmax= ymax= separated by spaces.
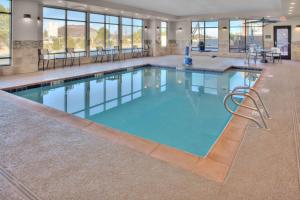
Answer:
xmin=143 ymin=19 xmax=178 ymax=57
xmin=173 ymin=17 xmax=300 ymax=61
xmin=0 ymin=0 xmax=42 ymax=76
xmin=264 ymin=17 xmax=300 ymax=60
xmin=0 ymin=0 xmax=151 ymax=76
xmin=1 ymin=1 xmax=300 ymax=76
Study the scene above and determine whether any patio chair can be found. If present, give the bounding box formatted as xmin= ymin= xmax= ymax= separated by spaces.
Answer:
xmin=266 ymin=47 xmax=282 ymax=63
xmin=132 ymin=45 xmax=142 ymax=58
xmin=112 ymin=46 xmax=121 ymax=61
xmin=95 ymin=47 xmax=106 ymax=63
xmin=142 ymin=44 xmax=151 ymax=57
xmin=54 ymin=53 xmax=66 ymax=68
xmin=246 ymin=46 xmax=258 ymax=65
xmin=65 ymin=48 xmax=81 ymax=66
xmin=38 ymin=49 xmax=54 ymax=71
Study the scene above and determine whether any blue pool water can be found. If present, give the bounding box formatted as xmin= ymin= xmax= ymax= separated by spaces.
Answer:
xmin=14 ymin=67 xmax=260 ymax=157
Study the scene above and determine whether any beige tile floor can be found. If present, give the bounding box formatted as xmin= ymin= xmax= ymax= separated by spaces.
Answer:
xmin=0 ymin=56 xmax=299 ymax=200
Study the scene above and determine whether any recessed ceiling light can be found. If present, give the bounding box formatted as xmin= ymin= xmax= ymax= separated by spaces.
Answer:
xmin=135 ymin=13 xmax=139 ymax=16
xmin=104 ymin=8 xmax=109 ymax=11
xmin=58 ymin=0 xmax=63 ymax=3
xmin=290 ymin=2 xmax=296 ymax=5
xmin=289 ymin=6 xmax=294 ymax=9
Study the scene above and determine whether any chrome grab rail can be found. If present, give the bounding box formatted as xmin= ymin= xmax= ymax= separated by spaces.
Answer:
xmin=223 ymin=86 xmax=270 ymax=129
xmin=231 ymin=86 xmax=271 ymax=119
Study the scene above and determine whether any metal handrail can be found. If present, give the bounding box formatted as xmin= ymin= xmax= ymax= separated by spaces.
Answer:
xmin=224 ymin=92 xmax=269 ymax=129
xmin=231 ymin=86 xmax=271 ymax=119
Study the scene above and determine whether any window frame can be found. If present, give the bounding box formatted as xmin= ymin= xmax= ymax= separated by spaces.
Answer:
xmin=160 ymin=21 xmax=168 ymax=48
xmin=229 ymin=19 xmax=264 ymax=53
xmin=0 ymin=0 xmax=12 ymax=67
xmin=105 ymin=14 xmax=120 ymax=49
xmin=43 ymin=7 xmax=88 ymax=54
xmin=43 ymin=6 xmax=144 ymax=56
xmin=66 ymin=10 xmax=87 ymax=54
xmin=191 ymin=20 xmax=219 ymax=52
xmin=121 ymin=17 xmax=143 ymax=52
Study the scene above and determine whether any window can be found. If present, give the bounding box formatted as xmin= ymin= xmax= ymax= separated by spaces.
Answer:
xmin=230 ymin=19 xmax=263 ymax=52
xmin=192 ymin=21 xmax=219 ymax=52
xmin=43 ymin=7 xmax=87 ymax=53
xmin=122 ymin=18 xmax=132 ymax=50
xmin=106 ymin=15 xmax=119 ymax=48
xmin=133 ymin=19 xmax=143 ymax=48
xmin=43 ymin=7 xmax=66 ymax=53
xmin=0 ymin=0 xmax=12 ymax=66
xmin=90 ymin=13 xmax=105 ymax=51
xmin=160 ymin=21 xmax=168 ymax=47
xmin=121 ymin=18 xmax=143 ymax=51
xmin=67 ymin=10 xmax=86 ymax=52
xmin=43 ymin=7 xmax=144 ymax=54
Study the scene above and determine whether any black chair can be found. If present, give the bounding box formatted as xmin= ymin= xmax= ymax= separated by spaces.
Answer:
xmin=54 ymin=53 xmax=66 ymax=68
xmin=132 ymin=45 xmax=142 ymax=58
xmin=142 ymin=44 xmax=151 ymax=57
xmin=95 ymin=47 xmax=106 ymax=63
xmin=38 ymin=49 xmax=54 ymax=71
xmin=112 ymin=46 xmax=121 ymax=61
xmin=65 ymin=48 xmax=81 ymax=66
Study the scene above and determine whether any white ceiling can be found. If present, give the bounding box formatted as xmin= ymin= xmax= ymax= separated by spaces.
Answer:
xmin=98 ymin=0 xmax=282 ymax=16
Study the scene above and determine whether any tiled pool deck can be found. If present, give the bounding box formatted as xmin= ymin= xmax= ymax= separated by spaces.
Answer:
xmin=0 ymin=55 xmax=299 ymax=200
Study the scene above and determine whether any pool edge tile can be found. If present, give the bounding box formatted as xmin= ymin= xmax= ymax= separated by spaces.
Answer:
xmin=150 ymin=144 xmax=201 ymax=171
xmin=193 ymin=158 xmax=230 ymax=183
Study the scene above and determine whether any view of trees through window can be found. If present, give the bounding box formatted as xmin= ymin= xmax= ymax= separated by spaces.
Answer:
xmin=230 ymin=20 xmax=263 ymax=52
xmin=0 ymin=0 xmax=12 ymax=66
xmin=90 ymin=13 xmax=105 ymax=51
xmin=192 ymin=21 xmax=219 ymax=52
xmin=43 ymin=8 xmax=66 ymax=53
xmin=43 ymin=8 xmax=86 ymax=53
xmin=43 ymin=7 xmax=144 ymax=53
xmin=122 ymin=18 xmax=143 ymax=51
xmin=106 ymin=15 xmax=119 ymax=48
xmin=67 ymin=10 xmax=86 ymax=52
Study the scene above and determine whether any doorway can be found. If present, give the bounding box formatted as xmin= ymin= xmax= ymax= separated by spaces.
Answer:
xmin=274 ymin=26 xmax=291 ymax=60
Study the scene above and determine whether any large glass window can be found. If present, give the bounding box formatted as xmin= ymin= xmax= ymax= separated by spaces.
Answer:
xmin=0 ymin=0 xmax=12 ymax=66
xmin=133 ymin=19 xmax=143 ymax=48
xmin=122 ymin=18 xmax=132 ymax=49
xmin=43 ymin=7 xmax=87 ymax=53
xmin=230 ymin=19 xmax=263 ymax=52
xmin=121 ymin=18 xmax=143 ymax=50
xmin=160 ymin=21 xmax=168 ymax=47
xmin=67 ymin=10 xmax=86 ymax=52
xmin=43 ymin=7 xmax=143 ymax=54
xmin=106 ymin=15 xmax=119 ymax=48
xmin=43 ymin=7 xmax=66 ymax=53
xmin=90 ymin=13 xmax=105 ymax=50
xmin=192 ymin=21 xmax=219 ymax=52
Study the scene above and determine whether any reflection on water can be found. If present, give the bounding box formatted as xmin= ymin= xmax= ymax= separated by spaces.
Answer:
xmin=15 ymin=67 xmax=260 ymax=156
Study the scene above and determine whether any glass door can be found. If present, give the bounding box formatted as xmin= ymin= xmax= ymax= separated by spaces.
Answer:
xmin=274 ymin=26 xmax=291 ymax=60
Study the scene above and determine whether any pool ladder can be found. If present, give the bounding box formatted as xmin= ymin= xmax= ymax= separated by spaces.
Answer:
xmin=223 ymin=86 xmax=271 ymax=129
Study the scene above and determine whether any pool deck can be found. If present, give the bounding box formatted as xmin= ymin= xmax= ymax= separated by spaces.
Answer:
xmin=0 ymin=55 xmax=262 ymax=90
xmin=0 ymin=55 xmax=299 ymax=199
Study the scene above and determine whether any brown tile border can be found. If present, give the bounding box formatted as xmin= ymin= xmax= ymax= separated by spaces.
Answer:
xmin=0 ymin=67 xmax=265 ymax=183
